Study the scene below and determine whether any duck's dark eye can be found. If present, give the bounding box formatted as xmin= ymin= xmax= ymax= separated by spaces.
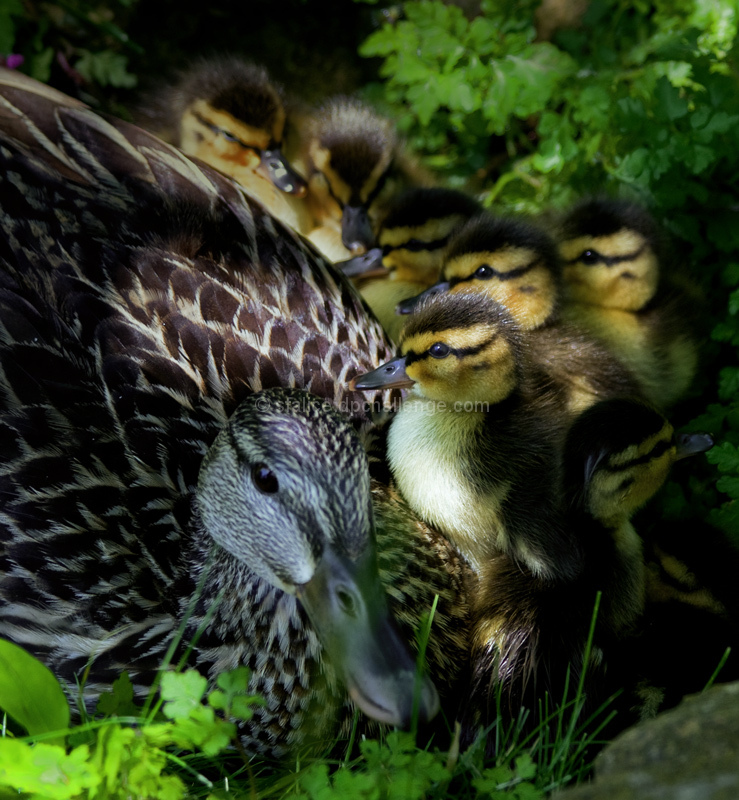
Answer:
xmin=474 ymin=264 xmax=495 ymax=280
xmin=252 ymin=463 xmax=279 ymax=493
xmin=336 ymin=587 xmax=357 ymax=618
xmin=429 ymin=342 xmax=451 ymax=359
xmin=220 ymin=129 xmax=239 ymax=143
xmin=580 ymin=249 xmax=601 ymax=266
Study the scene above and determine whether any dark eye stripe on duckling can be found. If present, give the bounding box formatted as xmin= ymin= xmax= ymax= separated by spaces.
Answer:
xmin=566 ymin=243 xmax=647 ymax=268
xmin=193 ymin=111 xmax=266 ymax=153
xmin=602 ymin=436 xmax=673 ymax=473
xmin=404 ymin=332 xmax=498 ymax=366
xmin=448 ymin=256 xmax=541 ymax=286
xmin=382 ymin=234 xmax=450 ymax=255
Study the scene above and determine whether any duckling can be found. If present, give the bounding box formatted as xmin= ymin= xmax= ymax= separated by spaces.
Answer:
xmin=352 ymin=291 xmax=581 ymax=582
xmin=0 ymin=67 xmax=472 ymax=758
xmin=136 ymin=56 xmax=312 ymax=235
xmin=556 ymin=196 xmax=700 ymax=408
xmin=338 ymin=187 xmax=483 ymax=342
xmin=398 ymin=213 xmax=644 ymax=414
xmin=297 ymin=96 xmax=433 ymax=260
xmin=463 ymin=399 xmax=714 ymax=737
xmin=621 ymin=516 xmax=739 ymax=721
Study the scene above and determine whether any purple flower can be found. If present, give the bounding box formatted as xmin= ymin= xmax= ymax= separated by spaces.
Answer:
xmin=1 ymin=55 xmax=24 ymax=70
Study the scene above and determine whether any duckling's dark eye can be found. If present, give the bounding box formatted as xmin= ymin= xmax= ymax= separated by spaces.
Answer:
xmin=580 ymin=249 xmax=601 ymax=266
xmin=220 ymin=129 xmax=240 ymax=144
xmin=429 ymin=342 xmax=451 ymax=359
xmin=252 ymin=463 xmax=279 ymax=494
xmin=474 ymin=264 xmax=495 ymax=280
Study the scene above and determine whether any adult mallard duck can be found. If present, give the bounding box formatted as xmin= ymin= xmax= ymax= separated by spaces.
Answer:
xmin=135 ymin=56 xmax=313 ymax=237
xmin=0 ymin=68 xmax=470 ymax=759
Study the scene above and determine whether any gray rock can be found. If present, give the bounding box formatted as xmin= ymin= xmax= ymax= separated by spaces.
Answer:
xmin=553 ymin=681 xmax=739 ymax=800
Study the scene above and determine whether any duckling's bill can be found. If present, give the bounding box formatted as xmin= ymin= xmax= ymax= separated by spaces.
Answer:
xmin=674 ymin=431 xmax=714 ymax=459
xmin=259 ymin=147 xmax=307 ymax=196
xmin=337 ymin=247 xmax=388 ymax=278
xmin=342 ymin=204 xmax=375 ymax=255
xmin=396 ymin=281 xmax=451 ymax=315
xmin=296 ymin=545 xmax=439 ymax=726
xmin=351 ymin=357 xmax=414 ymax=390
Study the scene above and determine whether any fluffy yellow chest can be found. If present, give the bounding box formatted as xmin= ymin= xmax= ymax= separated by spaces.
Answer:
xmin=387 ymin=398 xmax=510 ymax=571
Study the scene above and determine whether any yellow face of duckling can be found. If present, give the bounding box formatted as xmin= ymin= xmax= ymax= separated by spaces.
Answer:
xmin=352 ymin=293 xmax=521 ymax=409
xmin=559 ymin=228 xmax=659 ymax=311
xmin=181 ymin=98 xmax=280 ymax=173
xmin=379 ymin=213 xmax=470 ymax=287
xmin=399 ymin=323 xmax=518 ymax=407
xmin=440 ymin=245 xmax=558 ymax=331
xmin=308 ymin=138 xmax=393 ymax=213
xmin=304 ymin=100 xmax=402 ymax=253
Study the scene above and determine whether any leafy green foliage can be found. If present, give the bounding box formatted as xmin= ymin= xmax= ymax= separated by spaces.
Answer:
xmin=285 ymin=732 xmax=546 ymax=800
xmin=359 ymin=0 xmax=739 ymax=543
xmin=0 ymin=638 xmax=70 ymax=742
xmin=0 ymin=642 xmax=263 ymax=800
xmin=0 ymin=0 xmax=24 ymax=55
xmin=2 ymin=1 xmax=139 ymax=94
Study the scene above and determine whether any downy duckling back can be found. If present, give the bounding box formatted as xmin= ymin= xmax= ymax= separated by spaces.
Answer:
xmin=557 ymin=196 xmax=700 ymax=408
xmin=353 ymin=291 xmax=580 ymax=582
xmin=136 ymin=56 xmax=311 ymax=234
xmin=400 ymin=214 xmax=644 ymax=414
xmin=339 ymin=187 xmax=483 ymax=342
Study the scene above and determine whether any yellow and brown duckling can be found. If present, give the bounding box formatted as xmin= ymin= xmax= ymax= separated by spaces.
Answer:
xmin=297 ymin=96 xmax=433 ymax=260
xmin=0 ymin=67 xmax=473 ymax=759
xmin=136 ymin=56 xmax=312 ymax=234
xmin=338 ymin=187 xmax=483 ymax=342
xmin=352 ymin=291 xmax=581 ymax=582
xmin=621 ymin=515 xmax=739 ymax=722
xmin=556 ymin=196 xmax=700 ymax=408
xmin=399 ymin=214 xmax=644 ymax=414
xmin=463 ymin=398 xmax=714 ymax=739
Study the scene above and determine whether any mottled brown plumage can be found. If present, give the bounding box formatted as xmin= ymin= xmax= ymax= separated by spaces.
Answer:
xmin=0 ymin=68 xmax=471 ymax=759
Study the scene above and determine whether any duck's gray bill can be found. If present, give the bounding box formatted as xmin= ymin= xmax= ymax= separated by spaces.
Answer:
xmin=297 ymin=545 xmax=439 ymax=727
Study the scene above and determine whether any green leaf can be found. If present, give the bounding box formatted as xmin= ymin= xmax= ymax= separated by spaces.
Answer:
xmin=0 ymin=0 xmax=23 ymax=54
xmin=515 ymin=753 xmax=537 ymax=780
xmin=96 ymin=672 xmax=140 ymax=717
xmin=74 ymin=49 xmax=137 ymax=88
xmin=717 ymin=475 xmax=739 ymax=498
xmin=655 ymin=76 xmax=689 ymax=120
xmin=0 ymin=740 xmax=97 ymax=798
xmin=718 ymin=368 xmax=739 ymax=402
xmin=27 ymin=47 xmax=54 ymax=83
xmin=160 ymin=670 xmax=207 ymax=720
xmin=207 ymin=666 xmax=262 ymax=721
xmin=0 ymin=638 xmax=69 ymax=741
xmin=706 ymin=441 xmax=739 ymax=473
